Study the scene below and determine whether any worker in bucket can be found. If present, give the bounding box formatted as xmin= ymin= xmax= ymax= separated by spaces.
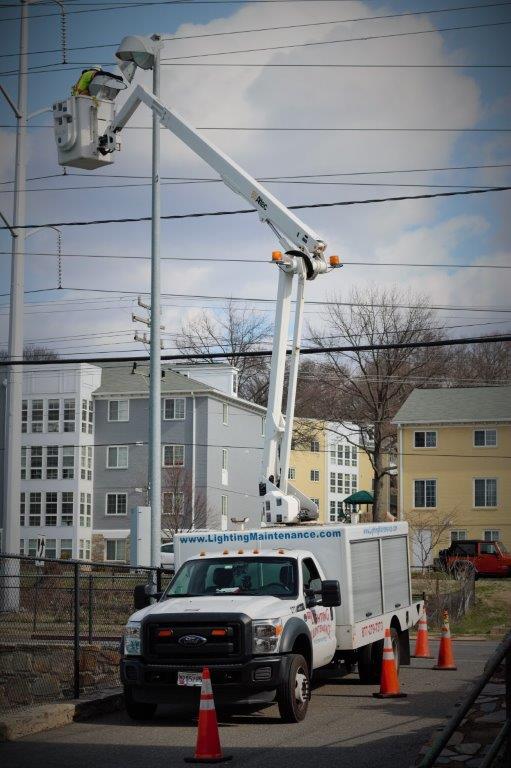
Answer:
xmin=72 ymin=65 xmax=102 ymax=96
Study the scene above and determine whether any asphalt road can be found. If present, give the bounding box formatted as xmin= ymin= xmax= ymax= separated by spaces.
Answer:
xmin=0 ymin=640 xmax=496 ymax=768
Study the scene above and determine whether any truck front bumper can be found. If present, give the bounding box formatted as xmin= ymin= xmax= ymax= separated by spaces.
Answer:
xmin=121 ymin=656 xmax=286 ymax=703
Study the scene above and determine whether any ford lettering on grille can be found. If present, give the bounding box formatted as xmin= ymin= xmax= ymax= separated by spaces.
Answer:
xmin=178 ymin=634 xmax=207 ymax=646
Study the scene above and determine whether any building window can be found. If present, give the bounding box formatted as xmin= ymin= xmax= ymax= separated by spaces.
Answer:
xmin=20 ymin=493 xmax=25 ymax=527
xmin=310 ymin=470 xmax=320 ymax=482
xmin=21 ymin=446 xmax=27 ymax=479
xmin=351 ymin=474 xmax=357 ymax=490
xmin=60 ymin=539 xmax=73 ymax=560
xmin=48 ymin=399 xmax=60 ymax=432
xmin=288 ymin=467 xmax=296 ymax=480
xmin=222 ymin=448 xmax=228 ymax=486
xmin=163 ymin=398 xmax=185 ymax=420
xmin=310 ymin=440 xmax=320 ymax=453
xmin=474 ymin=429 xmax=497 ymax=447
xmin=81 ymin=447 xmax=87 ymax=480
xmin=330 ymin=472 xmax=336 ymax=493
xmin=62 ymin=446 xmax=75 ymax=479
xmin=451 ymin=530 xmax=467 ymax=542
xmin=31 ymin=399 xmax=43 ymax=433
xmin=105 ymin=539 xmax=126 ymax=562
xmin=344 ymin=446 xmax=350 ymax=464
xmin=45 ymin=539 xmax=57 ymax=559
xmin=87 ymin=446 xmax=93 ymax=480
xmin=29 ymin=492 xmax=42 ymax=526
xmin=106 ymin=493 xmax=127 ymax=516
xmin=232 ymin=373 xmax=238 ymax=394
xmin=30 ymin=447 xmax=43 ymax=479
xmin=329 ymin=500 xmax=344 ymax=522
xmin=221 ymin=495 xmax=228 ymax=527
xmin=350 ymin=446 xmax=357 ymax=466
xmin=414 ymin=431 xmax=437 ymax=448
xmin=88 ymin=400 xmax=93 ymax=434
xmin=344 ymin=473 xmax=350 ymax=494
xmin=82 ymin=399 xmax=88 ymax=433
xmin=46 ymin=446 xmax=59 ymax=479
xmin=163 ymin=444 xmax=185 ymax=467
xmin=20 ymin=540 xmax=25 ymax=555
xmin=261 ymin=417 xmax=265 ymax=437
xmin=45 ymin=492 xmax=58 ymax=526
xmin=107 ymin=445 xmax=129 ymax=469
xmin=484 ymin=530 xmax=500 ymax=541
xmin=28 ymin=539 xmax=37 ymax=557
xmin=22 ymin=400 xmax=27 ymax=433
xmin=222 ymin=403 xmax=228 ymax=425
xmin=108 ymin=399 xmax=129 ymax=422
xmin=311 ymin=498 xmax=320 ymax=509
xmin=414 ymin=479 xmax=437 ymax=508
xmin=474 ymin=478 xmax=497 ymax=508
xmin=63 ymin=399 xmax=75 ymax=432
xmin=79 ymin=539 xmax=91 ymax=561
xmin=163 ymin=491 xmax=184 ymax=516
xmin=61 ymin=492 xmax=74 ymax=526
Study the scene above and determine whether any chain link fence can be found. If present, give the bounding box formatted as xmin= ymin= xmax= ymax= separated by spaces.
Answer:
xmin=0 ymin=554 xmax=173 ymax=714
xmin=411 ymin=565 xmax=476 ymax=628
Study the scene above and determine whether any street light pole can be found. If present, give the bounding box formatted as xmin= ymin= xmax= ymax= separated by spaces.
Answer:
xmin=149 ymin=34 xmax=162 ymax=588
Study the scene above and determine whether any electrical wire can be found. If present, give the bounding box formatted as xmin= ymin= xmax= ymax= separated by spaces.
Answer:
xmin=2 ymin=185 xmax=510 ymax=231
xmin=2 ymin=2 xmax=509 ymax=59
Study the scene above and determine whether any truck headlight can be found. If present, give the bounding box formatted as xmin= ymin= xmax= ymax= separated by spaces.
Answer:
xmin=252 ymin=619 xmax=283 ymax=655
xmin=124 ymin=622 xmax=142 ymax=656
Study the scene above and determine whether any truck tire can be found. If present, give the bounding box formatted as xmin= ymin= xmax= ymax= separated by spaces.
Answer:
xmin=124 ymin=687 xmax=157 ymax=721
xmin=277 ymin=654 xmax=310 ymax=723
xmin=357 ymin=640 xmax=383 ymax=684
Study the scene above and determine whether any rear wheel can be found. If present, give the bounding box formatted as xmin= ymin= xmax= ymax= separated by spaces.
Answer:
xmin=124 ymin=687 xmax=157 ymax=721
xmin=277 ymin=654 xmax=310 ymax=723
xmin=357 ymin=640 xmax=383 ymax=684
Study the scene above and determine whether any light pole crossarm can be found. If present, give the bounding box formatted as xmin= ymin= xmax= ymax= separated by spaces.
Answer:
xmin=0 ymin=82 xmax=21 ymax=118
xmin=0 ymin=208 xmax=17 ymax=237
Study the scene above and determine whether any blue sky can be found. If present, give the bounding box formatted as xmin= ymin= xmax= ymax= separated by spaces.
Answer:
xmin=0 ymin=0 xmax=510 ymax=359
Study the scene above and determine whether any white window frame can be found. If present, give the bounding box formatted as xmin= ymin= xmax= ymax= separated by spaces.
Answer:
xmin=310 ymin=469 xmax=320 ymax=482
xmin=108 ymin=399 xmax=130 ymax=422
xmin=45 ymin=491 xmax=58 ymax=527
xmin=163 ymin=397 xmax=186 ymax=421
xmin=473 ymin=429 xmax=497 ymax=448
xmin=414 ymin=430 xmax=437 ymax=449
xmin=413 ymin=479 xmax=437 ymax=509
xmin=310 ymin=440 xmax=320 ymax=453
xmin=451 ymin=530 xmax=467 ymax=542
xmin=221 ymin=448 xmax=228 ymax=486
xmin=222 ymin=403 xmax=229 ymax=426
xmin=31 ymin=399 xmax=44 ymax=433
xmin=47 ymin=399 xmax=60 ymax=432
xmin=105 ymin=492 xmax=128 ymax=516
xmin=105 ymin=539 xmax=126 ymax=562
xmin=484 ymin=530 xmax=500 ymax=541
xmin=59 ymin=539 xmax=73 ymax=560
xmin=61 ymin=491 xmax=74 ymax=526
xmin=162 ymin=444 xmax=185 ymax=467
xmin=63 ymin=398 xmax=76 ymax=433
xmin=288 ymin=467 xmax=296 ymax=480
xmin=474 ymin=478 xmax=498 ymax=508
xmin=107 ymin=445 xmax=129 ymax=469
xmin=221 ymin=495 xmax=228 ymax=531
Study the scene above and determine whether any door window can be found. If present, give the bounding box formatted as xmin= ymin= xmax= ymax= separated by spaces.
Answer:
xmin=301 ymin=558 xmax=322 ymax=594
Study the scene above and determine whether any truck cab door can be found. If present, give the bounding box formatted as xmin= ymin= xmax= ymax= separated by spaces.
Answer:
xmin=478 ymin=542 xmax=501 ymax=575
xmin=300 ymin=557 xmax=337 ymax=669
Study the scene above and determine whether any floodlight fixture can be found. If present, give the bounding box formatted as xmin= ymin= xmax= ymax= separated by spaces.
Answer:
xmin=115 ymin=35 xmax=163 ymax=81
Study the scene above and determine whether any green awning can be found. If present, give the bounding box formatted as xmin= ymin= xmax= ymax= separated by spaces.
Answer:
xmin=343 ymin=490 xmax=374 ymax=504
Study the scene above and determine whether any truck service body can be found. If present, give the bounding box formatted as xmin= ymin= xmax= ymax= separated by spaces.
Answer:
xmin=121 ymin=522 xmax=423 ymax=721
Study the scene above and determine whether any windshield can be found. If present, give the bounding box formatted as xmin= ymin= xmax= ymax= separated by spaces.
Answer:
xmin=163 ymin=557 xmax=298 ymax=598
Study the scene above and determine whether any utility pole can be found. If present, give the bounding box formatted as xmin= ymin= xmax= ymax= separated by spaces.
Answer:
xmin=149 ymin=35 xmax=162 ymax=591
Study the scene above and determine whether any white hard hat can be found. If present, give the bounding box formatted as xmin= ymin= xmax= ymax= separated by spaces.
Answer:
xmin=91 ymin=65 xmax=102 ymax=71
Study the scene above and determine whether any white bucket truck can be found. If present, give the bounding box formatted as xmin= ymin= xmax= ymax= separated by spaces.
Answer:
xmin=122 ymin=522 xmax=423 ymax=721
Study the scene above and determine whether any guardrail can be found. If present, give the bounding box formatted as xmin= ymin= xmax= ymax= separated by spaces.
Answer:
xmin=418 ymin=630 xmax=511 ymax=767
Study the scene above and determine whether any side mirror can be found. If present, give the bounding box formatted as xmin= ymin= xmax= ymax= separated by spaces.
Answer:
xmin=321 ymin=580 xmax=341 ymax=608
xmin=304 ymin=588 xmax=318 ymax=608
xmin=133 ymin=584 xmax=162 ymax=610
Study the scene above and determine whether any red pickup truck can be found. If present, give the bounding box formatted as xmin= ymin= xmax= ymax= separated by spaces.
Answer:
xmin=439 ymin=540 xmax=511 ymax=577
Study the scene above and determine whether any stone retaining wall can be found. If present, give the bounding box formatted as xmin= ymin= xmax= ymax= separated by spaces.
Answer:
xmin=0 ymin=643 xmax=120 ymax=713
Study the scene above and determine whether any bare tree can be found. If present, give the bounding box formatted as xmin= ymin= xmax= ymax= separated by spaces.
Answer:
xmin=175 ymin=300 xmax=271 ymax=403
xmin=447 ymin=338 xmax=511 ymax=386
xmin=408 ymin=509 xmax=458 ymax=570
xmin=161 ymin=466 xmax=209 ymax=539
xmin=0 ymin=345 xmax=59 ymax=361
xmin=308 ymin=286 xmax=448 ymax=522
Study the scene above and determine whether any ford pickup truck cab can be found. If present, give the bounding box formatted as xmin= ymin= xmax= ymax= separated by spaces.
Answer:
xmin=439 ymin=539 xmax=511 ymax=577
xmin=122 ymin=549 xmax=340 ymax=722
xmin=121 ymin=523 xmax=423 ymax=723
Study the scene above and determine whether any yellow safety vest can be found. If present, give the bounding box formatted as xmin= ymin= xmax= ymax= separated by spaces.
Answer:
xmin=72 ymin=70 xmax=97 ymax=96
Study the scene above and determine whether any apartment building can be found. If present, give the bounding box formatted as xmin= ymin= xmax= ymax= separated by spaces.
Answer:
xmin=0 ymin=362 xmax=266 ymax=563
xmin=393 ymin=386 xmax=511 ymax=564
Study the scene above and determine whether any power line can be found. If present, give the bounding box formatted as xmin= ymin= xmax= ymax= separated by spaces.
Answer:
xmin=3 ymin=249 xmax=511 ymax=270
xmin=1 ymin=333 xmax=510 ymax=366
xmin=2 ymin=2 xmax=508 ymax=59
xmin=3 ymin=122 xmax=511 ymax=131
xmin=2 ymin=185 xmax=510 ymax=231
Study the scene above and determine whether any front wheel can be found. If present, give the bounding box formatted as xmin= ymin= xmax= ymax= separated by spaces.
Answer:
xmin=277 ymin=654 xmax=310 ymax=723
xmin=124 ymin=687 xmax=157 ymax=721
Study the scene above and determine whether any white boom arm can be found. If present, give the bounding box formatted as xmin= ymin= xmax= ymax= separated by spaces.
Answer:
xmin=98 ymin=83 xmax=341 ymax=524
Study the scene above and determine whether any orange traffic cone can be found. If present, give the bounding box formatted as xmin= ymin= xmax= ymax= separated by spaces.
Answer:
xmin=373 ymin=628 xmax=407 ymax=699
xmin=185 ymin=667 xmax=232 ymax=764
xmin=433 ymin=611 xmax=457 ymax=671
xmin=412 ymin=607 xmax=433 ymax=659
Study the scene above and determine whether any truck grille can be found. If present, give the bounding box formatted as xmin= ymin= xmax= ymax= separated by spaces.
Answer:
xmin=144 ymin=620 xmax=244 ymax=663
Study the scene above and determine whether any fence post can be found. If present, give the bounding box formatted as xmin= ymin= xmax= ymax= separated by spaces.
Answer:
xmin=73 ymin=561 xmax=80 ymax=699
xmin=88 ymin=573 xmax=93 ymax=644
xmin=156 ymin=568 xmax=162 ymax=594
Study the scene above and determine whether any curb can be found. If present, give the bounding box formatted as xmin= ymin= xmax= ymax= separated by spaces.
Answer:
xmin=410 ymin=634 xmax=494 ymax=642
xmin=0 ymin=688 xmax=124 ymax=742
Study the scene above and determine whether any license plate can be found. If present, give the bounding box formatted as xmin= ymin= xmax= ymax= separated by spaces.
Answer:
xmin=177 ymin=671 xmax=203 ymax=687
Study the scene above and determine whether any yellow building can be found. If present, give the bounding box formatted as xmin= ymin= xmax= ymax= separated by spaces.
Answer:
xmin=393 ymin=386 xmax=511 ymax=565
xmin=288 ymin=418 xmax=327 ymax=521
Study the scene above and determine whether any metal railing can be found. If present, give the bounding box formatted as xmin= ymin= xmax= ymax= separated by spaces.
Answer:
xmin=0 ymin=554 xmax=173 ymax=713
xmin=418 ymin=629 xmax=511 ymax=767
